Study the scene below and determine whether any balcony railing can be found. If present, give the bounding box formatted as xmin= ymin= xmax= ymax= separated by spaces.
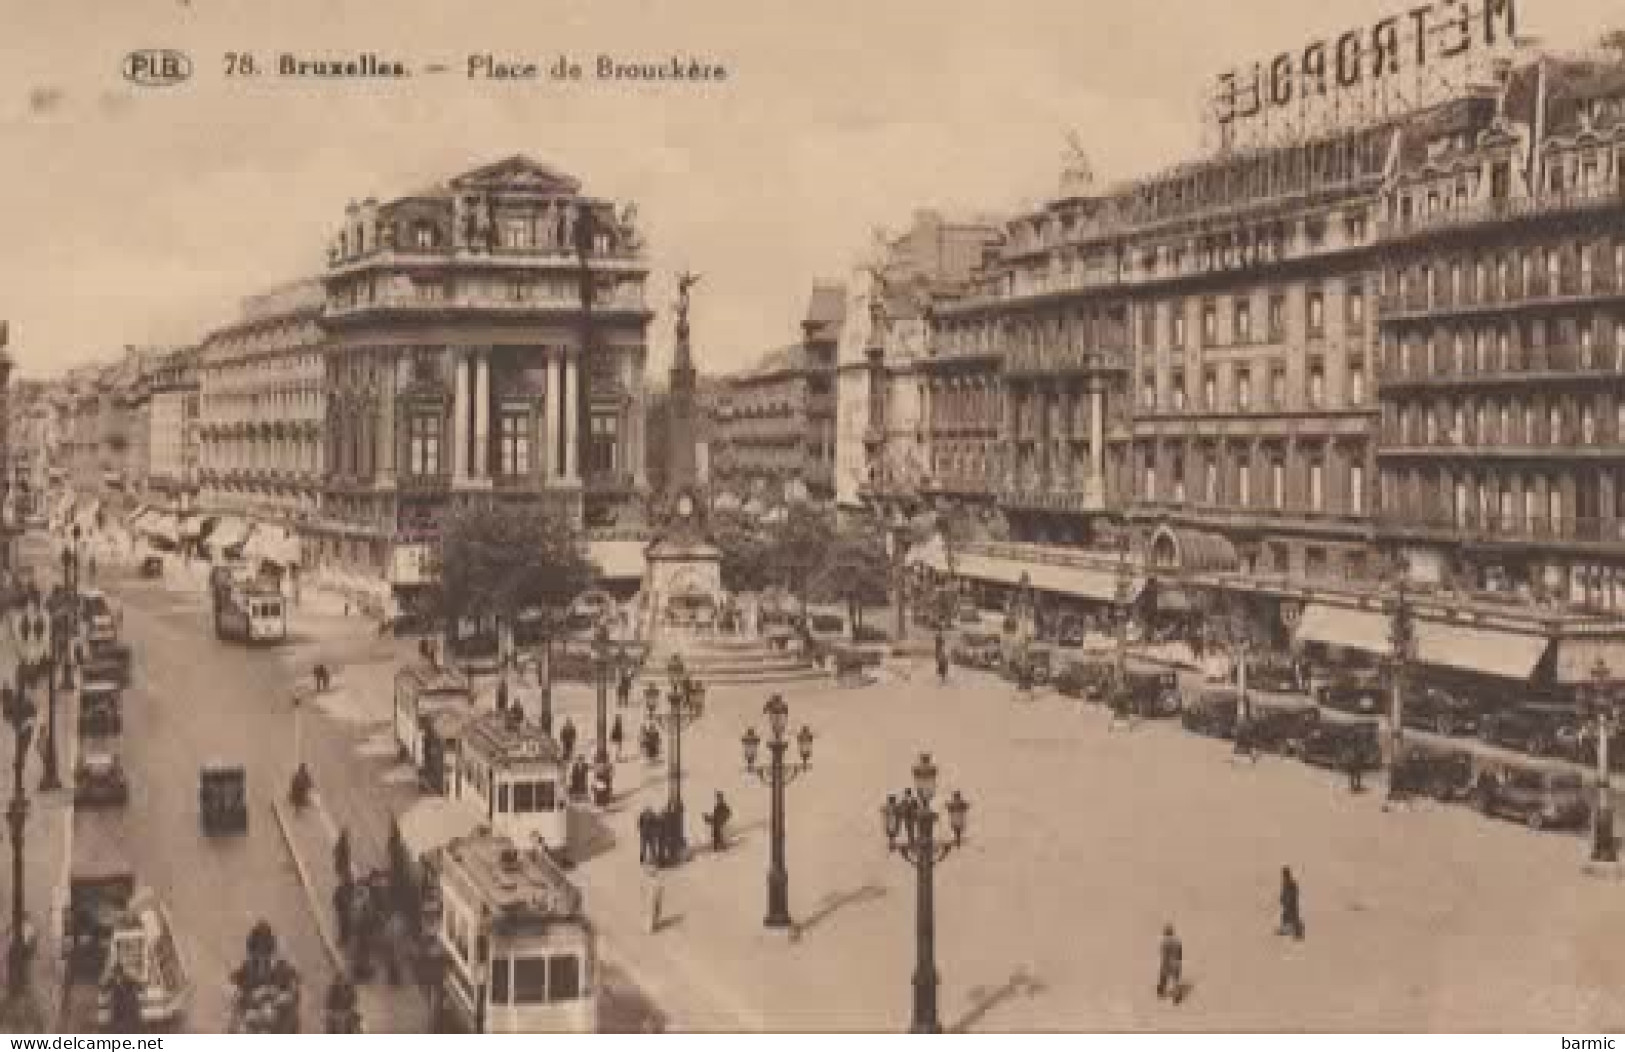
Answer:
xmin=1134 ymin=499 xmax=1371 ymax=530
xmin=1377 ymin=183 xmax=1625 ymax=242
xmin=1378 ymin=439 xmax=1624 ymax=459
xmin=325 ymin=284 xmax=647 ymax=318
xmin=1379 ymin=344 xmax=1625 ymax=387
xmin=1378 ymin=269 xmax=1623 ymax=319
xmin=996 ymin=478 xmax=1108 ymax=514
xmin=1378 ymin=511 xmax=1625 ymax=547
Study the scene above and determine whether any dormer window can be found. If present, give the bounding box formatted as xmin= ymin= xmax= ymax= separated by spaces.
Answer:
xmin=413 ymin=222 xmax=436 ymax=250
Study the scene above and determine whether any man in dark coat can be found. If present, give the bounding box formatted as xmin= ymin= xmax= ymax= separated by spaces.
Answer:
xmin=334 ymin=828 xmax=352 ymax=883
xmin=610 ymin=715 xmax=626 ymax=760
xmin=334 ymin=874 xmax=356 ymax=946
xmin=706 ymin=791 xmax=732 ymax=853
xmin=1278 ymin=866 xmax=1305 ymax=940
xmin=934 ymin=631 xmax=948 ymax=684
xmin=617 ymin=668 xmax=633 ymax=709
xmin=1157 ymin=924 xmax=1184 ymax=1003
xmin=559 ymin=717 xmax=578 ymax=759
xmin=638 ymin=807 xmax=657 ymax=865
xmin=1345 ymin=742 xmax=1366 ymax=793
xmin=106 ymin=962 xmax=143 ymax=1032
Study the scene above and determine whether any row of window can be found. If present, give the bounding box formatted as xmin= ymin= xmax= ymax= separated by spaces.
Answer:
xmin=488 ymin=952 xmax=585 ymax=1007
xmin=1140 ymin=450 xmax=1366 ymax=517
xmin=1384 ymin=317 xmax=1625 ymax=377
xmin=1386 ymin=395 xmax=1625 ymax=450
xmin=1141 ymin=357 xmax=1366 ymax=414
xmin=1387 ymin=240 xmax=1625 ymax=308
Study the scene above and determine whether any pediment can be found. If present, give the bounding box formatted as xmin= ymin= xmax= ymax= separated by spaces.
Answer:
xmin=450 ymin=155 xmax=582 ymax=196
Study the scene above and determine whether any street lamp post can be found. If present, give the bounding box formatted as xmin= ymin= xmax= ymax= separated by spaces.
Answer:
xmin=592 ymin=623 xmax=612 ymax=766
xmin=1385 ymin=566 xmax=1416 ymax=801
xmin=1113 ymin=535 xmax=1133 ymax=685
xmin=886 ymin=514 xmax=908 ymax=644
xmin=2 ymin=677 xmax=38 ymax=1000
xmin=741 ymin=694 xmax=814 ymax=928
xmin=15 ymin=592 xmax=54 ymax=792
xmin=881 ymin=753 xmax=970 ymax=1034
xmin=1586 ymin=659 xmax=1620 ymax=865
xmin=657 ymin=654 xmax=704 ymax=857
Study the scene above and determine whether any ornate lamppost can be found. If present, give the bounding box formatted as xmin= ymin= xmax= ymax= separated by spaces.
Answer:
xmin=15 ymin=591 xmax=54 ymax=791
xmin=592 ymin=622 xmax=613 ymax=766
xmin=2 ymin=675 xmax=38 ymax=1001
xmin=1585 ymin=658 xmax=1620 ymax=865
xmin=881 ymin=753 xmax=970 ymax=1034
xmin=741 ymin=694 xmax=813 ymax=928
xmin=884 ymin=510 xmax=909 ymax=644
xmin=1385 ymin=559 xmax=1417 ymax=802
xmin=651 ymin=653 xmax=704 ymax=857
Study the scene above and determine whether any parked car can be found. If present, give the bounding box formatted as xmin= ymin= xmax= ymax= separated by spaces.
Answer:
xmin=952 ymin=632 xmax=1002 ymax=670
xmin=1297 ymin=719 xmax=1383 ymax=770
xmin=1389 ymin=744 xmax=1475 ymax=802
xmin=1053 ymin=657 xmax=1113 ymax=702
xmin=1250 ymin=706 xmax=1322 ymax=755
xmin=78 ymin=681 xmax=123 ymax=737
xmin=1245 ymin=654 xmax=1306 ymax=694
xmin=1117 ymin=670 xmax=1181 ymax=719
xmin=138 ymin=556 xmax=164 ymax=579
xmin=1472 ymin=765 xmax=1589 ymax=831
xmin=1316 ymin=669 xmax=1385 ymax=716
xmin=74 ymin=752 xmax=129 ymax=809
xmin=1477 ymin=706 xmax=1578 ymax=758
xmin=1402 ymin=686 xmax=1481 ymax=738
xmin=1182 ymin=689 xmax=1240 ymax=739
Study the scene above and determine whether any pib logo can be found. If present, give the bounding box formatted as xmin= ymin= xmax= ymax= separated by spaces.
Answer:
xmin=122 ymin=50 xmax=193 ymax=87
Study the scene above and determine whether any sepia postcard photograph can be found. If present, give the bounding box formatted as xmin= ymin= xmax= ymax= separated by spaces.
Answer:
xmin=1 ymin=0 xmax=1625 ymax=1037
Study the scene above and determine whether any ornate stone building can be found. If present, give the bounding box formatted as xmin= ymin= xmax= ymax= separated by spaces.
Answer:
xmin=197 ymin=280 xmax=327 ymax=541
xmin=1376 ymin=55 xmax=1625 ymax=609
xmin=315 ymin=155 xmax=651 ymax=603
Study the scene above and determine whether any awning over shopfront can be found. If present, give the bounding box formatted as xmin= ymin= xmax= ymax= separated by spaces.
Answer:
xmin=1551 ymin=637 xmax=1625 ymax=685
xmin=177 ymin=514 xmax=204 ymax=540
xmin=1294 ymin=602 xmax=1550 ymax=679
xmin=138 ymin=512 xmax=180 ymax=547
xmin=588 ymin=540 xmax=647 ymax=582
xmin=905 ymin=536 xmax=949 ymax=574
xmin=74 ymin=499 xmax=101 ymax=529
xmin=1148 ymin=525 xmax=1242 ymax=575
xmin=954 ymin=550 xmax=1146 ymax=603
xmin=243 ymin=524 xmax=302 ymax=566
xmin=1292 ymin=603 xmax=1391 ymax=655
xmin=205 ymin=516 xmax=250 ymax=553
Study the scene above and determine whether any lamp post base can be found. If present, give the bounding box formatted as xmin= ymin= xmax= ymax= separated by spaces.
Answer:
xmin=764 ymin=869 xmax=792 ymax=929
xmin=910 ymin=968 xmax=940 ymax=1034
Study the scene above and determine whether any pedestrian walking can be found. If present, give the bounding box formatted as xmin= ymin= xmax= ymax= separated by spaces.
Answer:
xmin=610 ymin=714 xmax=625 ymax=760
xmin=1278 ymin=866 xmax=1304 ymax=940
xmin=637 ymin=807 xmax=657 ymax=865
xmin=495 ymin=676 xmax=510 ymax=714
xmin=1345 ymin=743 xmax=1365 ymax=794
xmin=324 ymin=973 xmax=361 ymax=1033
xmin=559 ymin=717 xmax=577 ymax=759
xmin=1156 ymin=924 xmax=1184 ymax=1003
xmin=617 ymin=668 xmax=633 ymax=709
xmin=333 ymin=875 xmax=356 ymax=947
xmin=643 ymin=863 xmax=665 ymax=934
xmin=333 ymin=828 xmax=352 ymax=882
xmin=705 ymin=791 xmax=732 ymax=853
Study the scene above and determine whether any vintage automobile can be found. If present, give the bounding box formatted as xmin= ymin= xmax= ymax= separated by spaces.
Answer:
xmin=200 ymin=763 xmax=248 ymax=835
xmin=1181 ymin=689 xmax=1240 ymax=739
xmin=951 ymin=631 xmax=1002 ymax=670
xmin=1055 ymin=614 xmax=1087 ymax=648
xmin=1250 ymin=705 xmax=1322 ymax=755
xmin=74 ymin=752 xmax=129 ymax=809
xmin=1000 ymin=644 xmax=1053 ymax=685
xmin=95 ymin=887 xmax=190 ymax=1030
xmin=65 ymin=869 xmax=136 ymax=981
xmin=1316 ymin=668 xmax=1386 ymax=716
xmin=1389 ymin=744 xmax=1475 ymax=802
xmin=1053 ymin=657 xmax=1114 ymax=702
xmin=1472 ymin=765 xmax=1590 ymax=831
xmin=1245 ymin=654 xmax=1307 ymax=694
xmin=83 ymin=638 xmax=132 ymax=689
xmin=138 ymin=556 xmax=164 ymax=580
xmin=1297 ymin=719 xmax=1383 ymax=771
xmin=78 ymin=681 xmax=123 ymax=737
xmin=1477 ymin=706 xmax=1578 ymax=758
xmin=1402 ymin=686 xmax=1480 ymax=738
xmin=1117 ymin=670 xmax=1182 ymax=719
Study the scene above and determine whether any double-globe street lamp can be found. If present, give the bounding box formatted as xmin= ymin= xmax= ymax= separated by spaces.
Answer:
xmin=881 ymin=753 xmax=970 ymax=1034
xmin=1585 ymin=658 xmax=1621 ymax=865
xmin=741 ymin=694 xmax=813 ymax=929
xmin=647 ymin=654 xmax=704 ymax=857
xmin=1384 ymin=566 xmax=1418 ymax=803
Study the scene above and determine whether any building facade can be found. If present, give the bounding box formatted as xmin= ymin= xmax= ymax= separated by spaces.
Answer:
xmin=145 ymin=346 xmax=201 ymax=514
xmin=711 ymin=284 xmax=842 ymax=501
xmin=197 ymin=280 xmax=328 ymax=538
xmin=315 ymin=155 xmax=651 ymax=604
xmin=1377 ymin=55 xmax=1625 ymax=610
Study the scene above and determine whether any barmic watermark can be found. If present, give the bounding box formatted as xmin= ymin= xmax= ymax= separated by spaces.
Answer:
xmin=1561 ymin=1039 xmax=1618 ymax=1050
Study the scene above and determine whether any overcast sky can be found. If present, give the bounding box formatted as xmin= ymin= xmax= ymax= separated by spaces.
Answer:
xmin=0 ymin=0 xmax=1615 ymax=379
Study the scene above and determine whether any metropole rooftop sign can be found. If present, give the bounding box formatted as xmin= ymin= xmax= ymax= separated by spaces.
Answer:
xmin=1210 ymin=0 xmax=1520 ymax=150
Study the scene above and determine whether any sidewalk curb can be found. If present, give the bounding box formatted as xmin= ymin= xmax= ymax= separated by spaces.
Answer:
xmin=269 ymin=795 xmax=347 ymax=974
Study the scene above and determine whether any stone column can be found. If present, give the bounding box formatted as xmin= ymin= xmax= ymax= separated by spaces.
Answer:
xmin=452 ymin=350 xmax=470 ymax=481
xmin=473 ymin=351 xmax=491 ymax=479
xmin=564 ymin=352 xmax=581 ymax=482
xmin=546 ymin=352 xmax=563 ymax=481
xmin=1089 ymin=381 xmax=1106 ymax=481
xmin=377 ymin=352 xmax=397 ymax=486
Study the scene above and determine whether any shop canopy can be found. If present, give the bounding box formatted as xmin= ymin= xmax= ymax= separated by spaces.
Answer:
xmin=138 ymin=513 xmax=180 ymax=547
xmin=177 ymin=514 xmax=205 ymax=540
xmin=1550 ymin=637 xmax=1625 ymax=685
xmin=905 ymin=536 xmax=949 ymax=573
xmin=1293 ymin=602 xmax=1550 ymax=680
xmin=954 ymin=550 xmax=1146 ymax=604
